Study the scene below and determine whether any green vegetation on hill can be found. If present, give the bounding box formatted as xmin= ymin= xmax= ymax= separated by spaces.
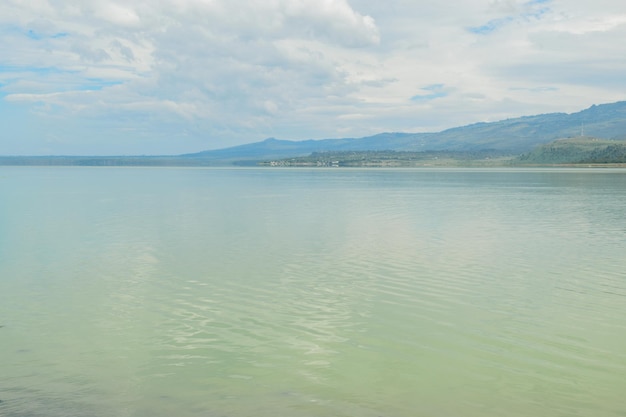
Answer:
xmin=260 ymin=150 xmax=514 ymax=167
xmin=262 ymin=138 xmax=626 ymax=167
xmin=516 ymin=138 xmax=626 ymax=165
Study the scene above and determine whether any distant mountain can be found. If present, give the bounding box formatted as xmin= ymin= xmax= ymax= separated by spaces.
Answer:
xmin=184 ymin=101 xmax=626 ymax=162
xmin=180 ymin=133 xmax=421 ymax=162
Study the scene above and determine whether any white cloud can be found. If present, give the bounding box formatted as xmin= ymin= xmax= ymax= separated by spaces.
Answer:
xmin=97 ymin=2 xmax=141 ymax=27
xmin=548 ymin=14 xmax=626 ymax=34
xmin=1 ymin=0 xmax=626 ymax=154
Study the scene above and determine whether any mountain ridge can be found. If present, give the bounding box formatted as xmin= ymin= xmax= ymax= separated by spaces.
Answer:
xmin=183 ymin=101 xmax=626 ymax=161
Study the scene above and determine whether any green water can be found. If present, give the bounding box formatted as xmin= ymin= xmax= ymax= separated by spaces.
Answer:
xmin=1 ymin=167 xmax=625 ymax=416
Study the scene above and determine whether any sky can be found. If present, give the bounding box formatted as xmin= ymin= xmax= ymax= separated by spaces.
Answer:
xmin=1 ymin=0 xmax=626 ymax=155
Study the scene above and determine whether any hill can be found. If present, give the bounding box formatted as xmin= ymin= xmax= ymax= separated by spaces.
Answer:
xmin=183 ymin=101 xmax=626 ymax=162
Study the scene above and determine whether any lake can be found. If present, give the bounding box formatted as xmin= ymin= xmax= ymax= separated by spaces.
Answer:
xmin=1 ymin=167 xmax=625 ymax=417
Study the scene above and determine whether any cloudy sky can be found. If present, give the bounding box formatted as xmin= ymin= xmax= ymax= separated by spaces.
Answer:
xmin=1 ymin=0 xmax=625 ymax=155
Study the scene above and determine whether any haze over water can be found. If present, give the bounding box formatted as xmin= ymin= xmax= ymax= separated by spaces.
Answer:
xmin=1 ymin=167 xmax=625 ymax=417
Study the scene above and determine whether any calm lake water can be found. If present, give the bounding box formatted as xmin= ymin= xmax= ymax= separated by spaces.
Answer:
xmin=1 ymin=167 xmax=625 ymax=417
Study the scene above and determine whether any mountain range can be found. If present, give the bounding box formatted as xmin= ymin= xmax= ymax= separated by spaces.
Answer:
xmin=2 ymin=100 xmax=626 ymax=166
xmin=182 ymin=101 xmax=626 ymax=163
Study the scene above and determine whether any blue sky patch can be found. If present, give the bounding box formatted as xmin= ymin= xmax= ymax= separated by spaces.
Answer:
xmin=0 ymin=65 xmax=70 ymax=77
xmin=411 ymin=84 xmax=447 ymax=101
xmin=469 ymin=0 xmax=551 ymax=34
xmin=510 ymin=86 xmax=559 ymax=93
xmin=24 ymin=28 xmax=68 ymax=40
xmin=0 ymin=65 xmax=122 ymax=94
xmin=468 ymin=16 xmax=515 ymax=35
xmin=83 ymin=79 xmax=124 ymax=91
